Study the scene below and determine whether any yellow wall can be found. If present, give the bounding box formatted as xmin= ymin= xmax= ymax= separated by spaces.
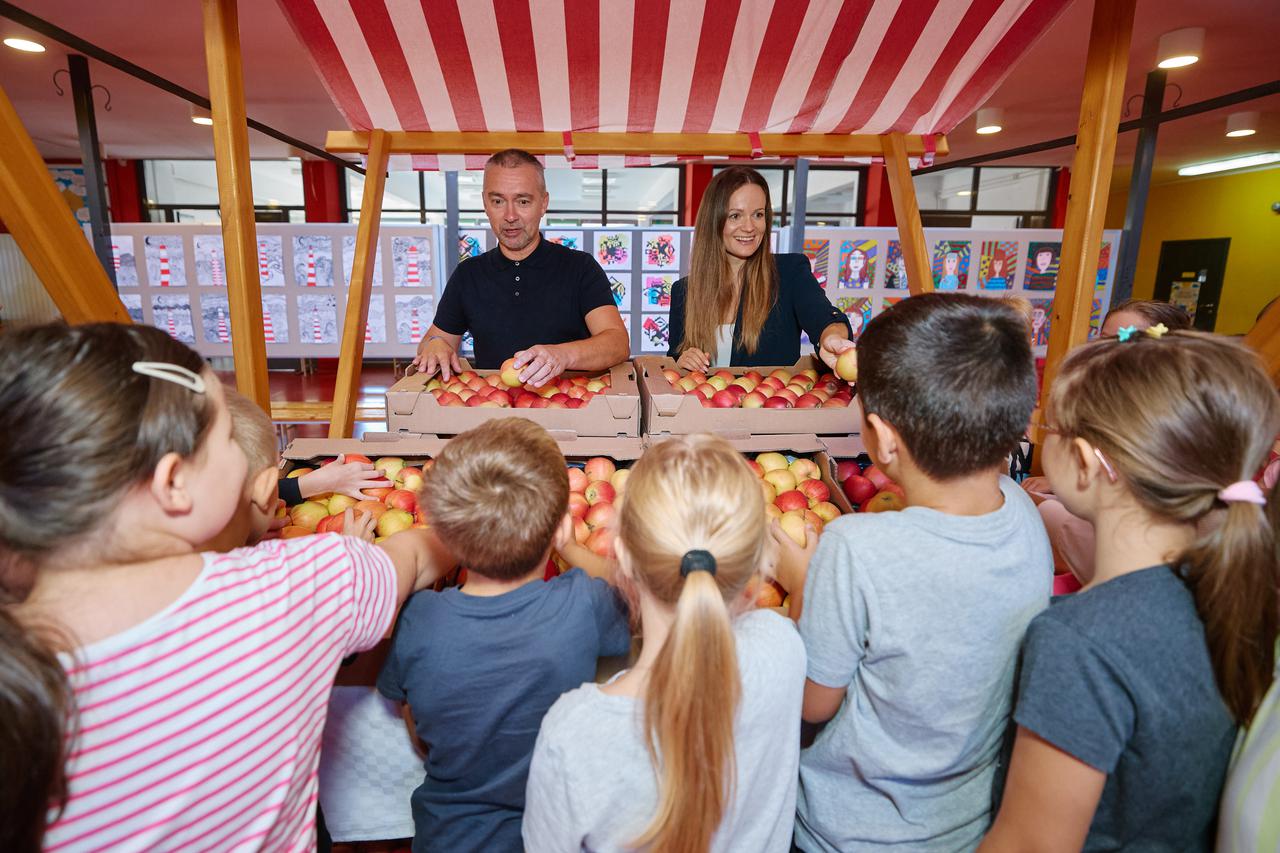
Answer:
xmin=1105 ymin=167 xmax=1280 ymax=335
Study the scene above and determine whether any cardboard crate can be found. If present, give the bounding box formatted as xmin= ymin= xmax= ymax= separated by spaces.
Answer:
xmin=384 ymin=360 xmax=642 ymax=438
xmin=635 ymin=355 xmax=862 ymax=437
xmin=283 ymin=432 xmax=645 ymax=473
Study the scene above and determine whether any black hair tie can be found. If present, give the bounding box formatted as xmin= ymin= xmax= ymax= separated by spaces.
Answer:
xmin=680 ymin=549 xmax=717 ymax=577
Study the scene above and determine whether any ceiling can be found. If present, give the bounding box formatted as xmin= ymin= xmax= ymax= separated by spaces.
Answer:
xmin=0 ymin=0 xmax=1276 ymax=192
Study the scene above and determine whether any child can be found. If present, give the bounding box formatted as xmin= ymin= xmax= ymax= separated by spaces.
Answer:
xmin=199 ymin=389 xmax=290 ymax=552
xmin=376 ymin=417 xmax=631 ymax=853
xmin=789 ymin=293 xmax=1052 ymax=851
xmin=0 ymin=322 xmax=454 ymax=852
xmin=523 ymin=435 xmax=806 ymax=852
xmin=981 ymin=331 xmax=1280 ymax=851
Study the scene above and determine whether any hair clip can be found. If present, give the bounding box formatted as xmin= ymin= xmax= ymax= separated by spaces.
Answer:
xmin=679 ymin=549 xmax=717 ymax=577
xmin=1144 ymin=323 xmax=1169 ymax=339
xmin=1217 ymin=480 xmax=1266 ymax=506
xmin=132 ymin=361 xmax=206 ymax=394
xmin=1116 ymin=325 xmax=1138 ymax=342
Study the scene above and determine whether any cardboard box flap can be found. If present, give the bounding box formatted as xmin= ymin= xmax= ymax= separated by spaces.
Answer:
xmin=283 ymin=436 xmax=448 ymax=461
xmin=818 ymin=435 xmax=867 ymax=459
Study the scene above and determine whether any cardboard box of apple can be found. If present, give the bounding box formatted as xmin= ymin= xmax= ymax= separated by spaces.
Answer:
xmin=834 ymin=457 xmax=906 ymax=513
xmin=279 ymin=454 xmax=433 ymax=541
xmin=660 ymin=351 xmax=857 ymax=410
xmin=421 ymin=359 xmax=614 ymax=409
xmin=550 ymin=455 xmax=630 ymax=575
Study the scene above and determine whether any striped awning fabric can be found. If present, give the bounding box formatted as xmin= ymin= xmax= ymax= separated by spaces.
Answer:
xmin=278 ymin=0 xmax=1071 ymax=169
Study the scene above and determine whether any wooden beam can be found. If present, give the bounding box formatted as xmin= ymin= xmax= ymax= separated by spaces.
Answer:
xmin=203 ymin=0 xmax=270 ymax=411
xmin=0 ymin=80 xmax=129 ymax=324
xmin=326 ymin=130 xmax=949 ymax=160
xmin=1244 ymin=298 xmax=1280 ymax=384
xmin=330 ymin=130 xmax=390 ymax=439
xmin=1038 ymin=0 xmax=1136 ymax=430
xmin=882 ymin=133 xmax=934 ymax=295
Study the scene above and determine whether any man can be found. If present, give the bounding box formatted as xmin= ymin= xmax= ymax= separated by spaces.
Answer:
xmin=412 ymin=150 xmax=630 ymax=387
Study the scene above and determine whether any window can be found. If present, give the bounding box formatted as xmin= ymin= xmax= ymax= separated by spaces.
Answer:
xmin=913 ymin=166 xmax=1057 ymax=228
xmin=804 ymin=166 xmax=862 ymax=227
xmin=142 ymin=159 xmax=306 ymax=223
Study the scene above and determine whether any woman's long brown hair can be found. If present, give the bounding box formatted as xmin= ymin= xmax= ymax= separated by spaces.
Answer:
xmin=1049 ymin=332 xmax=1280 ymax=724
xmin=680 ymin=166 xmax=778 ymax=356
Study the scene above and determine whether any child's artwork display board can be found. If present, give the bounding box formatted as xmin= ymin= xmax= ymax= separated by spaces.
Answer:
xmin=104 ymin=224 xmax=443 ymax=360
xmin=802 ymin=228 xmax=1121 ymax=356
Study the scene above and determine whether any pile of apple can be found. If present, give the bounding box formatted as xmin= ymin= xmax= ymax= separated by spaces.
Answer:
xmin=422 ymin=360 xmax=613 ymax=409
xmin=660 ymin=364 xmax=855 ymax=410
xmin=835 ymin=459 xmax=906 ymax=513
xmin=563 ymin=456 xmax=629 ymax=562
xmin=280 ymin=454 xmax=432 ymax=542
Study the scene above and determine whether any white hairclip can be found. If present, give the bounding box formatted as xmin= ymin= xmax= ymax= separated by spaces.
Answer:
xmin=131 ymin=362 xmax=207 ymax=394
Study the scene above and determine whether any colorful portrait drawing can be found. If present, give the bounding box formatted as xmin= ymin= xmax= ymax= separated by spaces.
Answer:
xmin=977 ymin=240 xmax=1018 ymax=290
xmin=642 ymin=231 xmax=680 ymax=270
xmin=885 ymin=241 xmax=908 ymax=290
xmin=835 ymin=296 xmax=873 ymax=341
xmin=595 ymin=232 xmax=631 ymax=270
xmin=1096 ymin=240 xmax=1112 ymax=290
xmin=1088 ymin=297 xmax=1104 ymax=340
xmin=932 ymin=240 xmax=970 ymax=290
xmin=803 ymin=239 xmax=830 ymax=287
xmin=1029 ymin=298 xmax=1053 ymax=347
xmin=643 ymin=274 xmax=675 ymax=308
xmin=881 ymin=295 xmax=905 ymax=312
xmin=1026 ymin=241 xmax=1061 ymax=290
xmin=546 ymin=230 xmax=584 ymax=251
xmin=640 ymin=314 xmax=670 ymax=353
xmin=838 ymin=239 xmax=877 ymax=289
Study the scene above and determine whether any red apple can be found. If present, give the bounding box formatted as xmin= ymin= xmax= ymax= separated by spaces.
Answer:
xmin=774 ymin=489 xmax=809 ymax=513
xmin=711 ymin=390 xmax=738 ymax=408
xmin=565 ymin=398 xmax=584 ymax=409
xmin=437 ymin=391 xmax=463 ymax=407
xmin=549 ymin=393 xmax=572 ymax=405
xmin=585 ymin=502 xmax=616 ymax=531
xmin=774 ymin=388 xmax=799 ymax=404
xmin=746 ymin=460 xmax=764 ymax=478
xmin=530 ymin=398 xmax=549 ymax=408
xmin=499 ymin=357 xmax=522 ymax=387
xmin=835 ymin=460 xmax=860 ymax=482
xmin=865 ymin=465 xmax=893 ymax=491
xmin=353 ymin=500 xmax=388 ymax=521
xmin=316 ymin=513 xmax=346 ymax=534
xmin=798 ymin=478 xmax=831 ymax=505
xmin=362 ymin=486 xmax=394 ymax=501
xmin=742 ymin=391 xmax=768 ymax=408
xmin=661 ymin=368 xmax=681 ymax=385
xmin=513 ymin=392 xmax=537 ymax=408
xmin=763 ymin=396 xmax=792 ymax=409
xmin=585 ymin=527 xmax=615 ymax=558
xmin=584 ymin=457 xmax=616 ymax=483
xmin=568 ymin=492 xmax=591 ymax=519
xmin=794 ymin=394 xmax=822 ymax=409
xmin=574 ymin=518 xmax=590 ymax=544
xmin=567 ymin=467 xmax=590 ymax=493
xmin=465 ymin=394 xmax=489 ymax=407
xmin=755 ymin=578 xmax=785 ymax=609
xmin=584 ymin=480 xmax=616 ymax=506
xmin=344 ymin=454 xmax=372 ymax=464
xmin=842 ymin=475 xmax=877 ymax=506
xmin=385 ymin=489 xmax=418 ymax=512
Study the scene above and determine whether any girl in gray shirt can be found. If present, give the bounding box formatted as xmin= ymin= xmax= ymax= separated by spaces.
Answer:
xmin=523 ymin=435 xmax=807 ymax=853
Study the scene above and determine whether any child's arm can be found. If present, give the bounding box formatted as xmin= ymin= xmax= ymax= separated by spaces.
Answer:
xmin=345 ymin=509 xmax=377 ymax=544
xmin=553 ymin=515 xmax=612 ymax=581
xmin=769 ymin=520 xmax=818 ymax=622
xmin=399 ymin=702 xmax=427 ymax=759
xmin=978 ymin=727 xmax=1105 ymax=852
xmin=376 ymin=525 xmax=457 ymax=607
xmin=299 ymin=454 xmax=392 ymax=500
xmin=803 ymin=680 xmax=847 ymax=724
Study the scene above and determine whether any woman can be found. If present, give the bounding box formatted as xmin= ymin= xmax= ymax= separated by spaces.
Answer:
xmin=667 ymin=167 xmax=854 ymax=370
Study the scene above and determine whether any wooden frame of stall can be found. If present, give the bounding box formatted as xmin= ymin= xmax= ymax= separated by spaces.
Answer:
xmin=2 ymin=0 xmax=1277 ymax=440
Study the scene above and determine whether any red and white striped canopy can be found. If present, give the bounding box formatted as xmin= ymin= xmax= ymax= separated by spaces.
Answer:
xmin=279 ymin=0 xmax=1070 ymax=169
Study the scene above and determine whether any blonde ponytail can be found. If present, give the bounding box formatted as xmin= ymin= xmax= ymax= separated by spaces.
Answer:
xmin=617 ymin=435 xmax=767 ymax=851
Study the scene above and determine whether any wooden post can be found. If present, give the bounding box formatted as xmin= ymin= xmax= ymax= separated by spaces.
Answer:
xmin=1038 ymin=0 xmax=1136 ymax=417
xmin=0 ymin=80 xmax=129 ymax=324
xmin=329 ymin=131 xmax=390 ymax=438
xmin=882 ymin=133 xmax=934 ymax=295
xmin=1244 ymin=299 xmax=1280 ymax=384
xmin=203 ymin=0 xmax=270 ymax=411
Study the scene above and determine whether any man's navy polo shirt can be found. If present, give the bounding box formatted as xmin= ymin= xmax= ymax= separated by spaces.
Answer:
xmin=432 ymin=236 xmax=615 ymax=369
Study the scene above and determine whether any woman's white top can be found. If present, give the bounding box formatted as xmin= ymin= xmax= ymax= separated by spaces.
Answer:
xmin=715 ymin=324 xmax=736 ymax=367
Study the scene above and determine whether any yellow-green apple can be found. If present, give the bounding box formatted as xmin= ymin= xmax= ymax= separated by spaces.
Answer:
xmin=811 ymin=501 xmax=841 ymax=523
xmin=584 ymin=457 xmax=616 ymax=483
xmin=779 ymin=511 xmax=807 ymax=546
xmin=289 ymin=501 xmax=329 ymax=531
xmin=760 ymin=480 xmax=777 ymax=504
xmin=399 ymin=467 xmax=424 ymax=491
xmin=287 ymin=467 xmax=313 ymax=479
xmin=769 ymin=369 xmax=792 ymax=383
xmin=756 ymin=452 xmax=789 ymax=472
xmin=374 ymin=457 xmax=406 ymax=480
xmin=764 ymin=503 xmax=783 ymax=520
xmin=385 ymin=489 xmax=418 ymax=512
xmin=774 ymin=489 xmax=809 ymax=513
xmin=763 ymin=469 xmax=798 ymax=494
xmin=586 ymin=379 xmax=606 ymax=392
xmin=499 ymin=357 xmax=522 ymax=387
xmin=835 ymin=348 xmax=858 ymax=382
xmin=695 ymin=382 xmax=718 ymax=398
xmin=327 ymin=494 xmax=358 ymax=515
xmin=610 ymin=469 xmax=630 ymax=493
xmin=585 ymin=502 xmax=616 ymax=531
xmin=568 ymin=493 xmax=590 ymax=519
xmin=377 ymin=508 xmax=414 ymax=536
xmin=676 ymin=376 xmax=698 ymax=392
xmin=741 ymin=391 xmax=768 ymax=408
xmin=798 ymin=368 xmax=819 ymax=382
xmin=797 ymin=479 xmax=831 ymax=505
xmin=789 ymin=458 xmax=820 ymax=481
xmin=584 ymin=481 xmax=616 ymax=506
xmin=804 ymin=509 xmax=825 ymax=534
xmin=456 ymin=370 xmax=478 ymax=384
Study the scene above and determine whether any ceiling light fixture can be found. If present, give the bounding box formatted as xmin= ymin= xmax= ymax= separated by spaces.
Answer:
xmin=1177 ymin=152 xmax=1279 ymax=177
xmin=975 ymin=107 xmax=1004 ymax=135
xmin=3 ymin=37 xmax=45 ymax=52
xmin=956 ymin=190 xmax=973 ymax=196
xmin=190 ymin=106 xmax=213 ymax=126
xmin=1156 ymin=27 xmax=1204 ymax=69
xmin=1225 ymin=111 xmax=1258 ymax=138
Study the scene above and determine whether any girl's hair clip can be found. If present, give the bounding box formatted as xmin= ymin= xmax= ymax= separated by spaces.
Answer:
xmin=132 ymin=362 xmax=206 ymax=394
xmin=1144 ymin=323 xmax=1169 ymax=339
xmin=1116 ymin=325 xmax=1138 ymax=342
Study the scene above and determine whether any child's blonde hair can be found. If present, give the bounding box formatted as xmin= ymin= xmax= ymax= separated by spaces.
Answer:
xmin=616 ymin=434 xmax=767 ymax=853
xmin=1049 ymin=331 xmax=1280 ymax=723
xmin=223 ymin=390 xmax=278 ymax=475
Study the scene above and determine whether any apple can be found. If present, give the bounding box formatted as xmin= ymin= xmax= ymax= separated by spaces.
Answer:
xmin=724 ymin=384 xmax=749 ymax=402
xmin=687 ymin=371 xmax=707 ymax=384
xmin=863 ymin=491 xmax=905 ymax=513
xmin=567 ymin=467 xmax=590 ymax=493
xmin=763 ymin=396 xmax=792 ymax=409
xmin=756 ymin=452 xmax=789 ymax=472
xmin=730 ymin=377 xmax=756 ymax=392
xmin=865 ymin=465 xmax=893 ymax=491
xmin=584 ymin=457 xmax=616 ymax=483
xmin=437 ymin=391 xmax=463 ymax=407
xmin=585 ymin=528 xmax=615 ymax=558
xmin=763 ymin=469 xmax=798 ymax=494
xmin=811 ymin=501 xmax=841 ymax=523
xmin=755 ymin=578 xmax=785 ymax=609
xmin=399 ymin=467 xmax=424 ymax=491
xmin=694 ymin=383 xmax=718 ymax=398
xmin=513 ymin=392 xmax=536 ymax=409
xmin=363 ymin=486 xmax=394 ymax=501
xmin=707 ymin=376 xmax=729 ymax=391
xmin=774 ymin=489 xmax=809 ymax=513
xmin=529 ymin=398 xmax=550 ymax=409
xmin=465 ymin=395 xmax=488 ymax=408
xmin=804 ymin=510 xmax=826 ymax=534
xmin=764 ymin=503 xmax=783 ymax=520
xmin=565 ymin=399 xmax=585 ymax=409
xmin=662 ymin=368 xmax=681 ymax=385
xmin=287 ymin=467 xmax=313 ymax=479
xmin=760 ymin=480 xmax=777 ymax=504
xmin=385 ymin=489 xmax=418 ymax=512
xmin=610 ymin=469 xmax=630 ymax=493
xmin=745 ymin=460 xmax=764 ymax=478
xmin=769 ymin=370 xmax=792 ymax=384
xmin=881 ymin=483 xmax=907 ymax=500
xmin=779 ymin=512 xmax=808 ymax=547
xmin=499 ymin=357 xmax=522 ymax=387
xmin=290 ymin=501 xmax=329 ymax=531
xmin=316 ymin=514 xmax=346 ymax=534
xmin=711 ymin=390 xmax=737 ymax=408
xmin=774 ymin=388 xmax=799 ymax=404
xmin=353 ymin=500 xmax=388 ymax=521
xmin=676 ymin=376 xmax=698 ymax=392
xmin=280 ymin=525 xmax=312 ymax=539
xmin=374 ymin=457 xmax=406 ymax=480
xmin=835 ymin=348 xmax=858 ymax=382
xmin=785 ymin=383 xmax=809 ymax=398
xmin=456 ymin=370 xmax=478 ymax=384
xmin=574 ymin=518 xmax=591 ymax=544
xmin=566 ymin=386 xmax=586 ymax=400
xmin=568 ymin=493 xmax=591 ymax=519
xmin=377 ymin=508 xmax=415 ymax=536
xmin=798 ymin=479 xmax=831 ymax=505
xmin=821 ymin=398 xmax=847 ymax=408
xmin=744 ymin=370 xmax=764 ymax=383
xmin=741 ymin=391 xmax=768 ymax=408
xmin=585 ymin=502 xmax=617 ymax=531
xmin=584 ymin=481 xmax=616 ymax=506
xmin=327 ymin=494 xmax=358 ymax=515
xmin=798 ymin=368 xmax=819 ymax=382
xmin=344 ymin=454 xmax=372 ymax=464
xmin=842 ymin=474 xmax=877 ymax=506
xmin=789 ymin=458 xmax=820 ymax=481
xmin=835 ymin=460 xmax=860 ymax=482
xmin=794 ymin=394 xmax=822 ymax=409
xmin=585 ymin=379 xmax=606 ymax=393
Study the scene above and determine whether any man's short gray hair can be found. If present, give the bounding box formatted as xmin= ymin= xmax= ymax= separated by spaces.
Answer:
xmin=485 ymin=149 xmax=545 ymax=192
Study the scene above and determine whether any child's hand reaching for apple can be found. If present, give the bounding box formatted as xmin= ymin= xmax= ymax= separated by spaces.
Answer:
xmin=300 ymin=454 xmax=392 ymax=501
xmin=770 ymin=520 xmax=818 ymax=622
xmin=345 ymin=508 xmax=378 ymax=544
xmin=553 ymin=513 xmax=612 ymax=582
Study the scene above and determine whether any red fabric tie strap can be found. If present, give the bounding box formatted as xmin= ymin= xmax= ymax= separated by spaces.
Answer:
xmin=562 ymin=131 xmax=576 ymax=163
xmin=747 ymin=131 xmax=764 ymax=159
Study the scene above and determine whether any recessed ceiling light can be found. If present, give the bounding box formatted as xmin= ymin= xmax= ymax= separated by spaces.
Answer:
xmin=975 ymin=107 xmax=1004 ymax=135
xmin=1156 ymin=27 xmax=1204 ymax=69
xmin=190 ymin=106 xmax=213 ymax=126
xmin=1177 ymin=152 xmax=1279 ymax=177
xmin=1225 ymin=111 xmax=1259 ymax=138
xmin=3 ymin=37 xmax=45 ymax=52
xmin=956 ymin=190 xmax=973 ymax=196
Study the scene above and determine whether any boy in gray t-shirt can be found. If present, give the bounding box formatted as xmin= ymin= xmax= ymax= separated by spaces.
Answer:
xmin=785 ymin=294 xmax=1052 ymax=852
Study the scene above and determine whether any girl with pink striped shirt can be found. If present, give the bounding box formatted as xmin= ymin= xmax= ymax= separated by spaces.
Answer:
xmin=0 ymin=323 xmax=454 ymax=852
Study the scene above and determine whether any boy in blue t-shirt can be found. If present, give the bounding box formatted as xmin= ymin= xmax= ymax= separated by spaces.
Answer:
xmin=377 ymin=418 xmax=631 ymax=853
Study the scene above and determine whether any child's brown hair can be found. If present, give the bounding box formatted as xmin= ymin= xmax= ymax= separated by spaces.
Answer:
xmin=1049 ymin=331 xmax=1280 ymax=723
xmin=224 ymin=390 xmax=278 ymax=475
xmin=420 ymin=418 xmax=568 ymax=581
